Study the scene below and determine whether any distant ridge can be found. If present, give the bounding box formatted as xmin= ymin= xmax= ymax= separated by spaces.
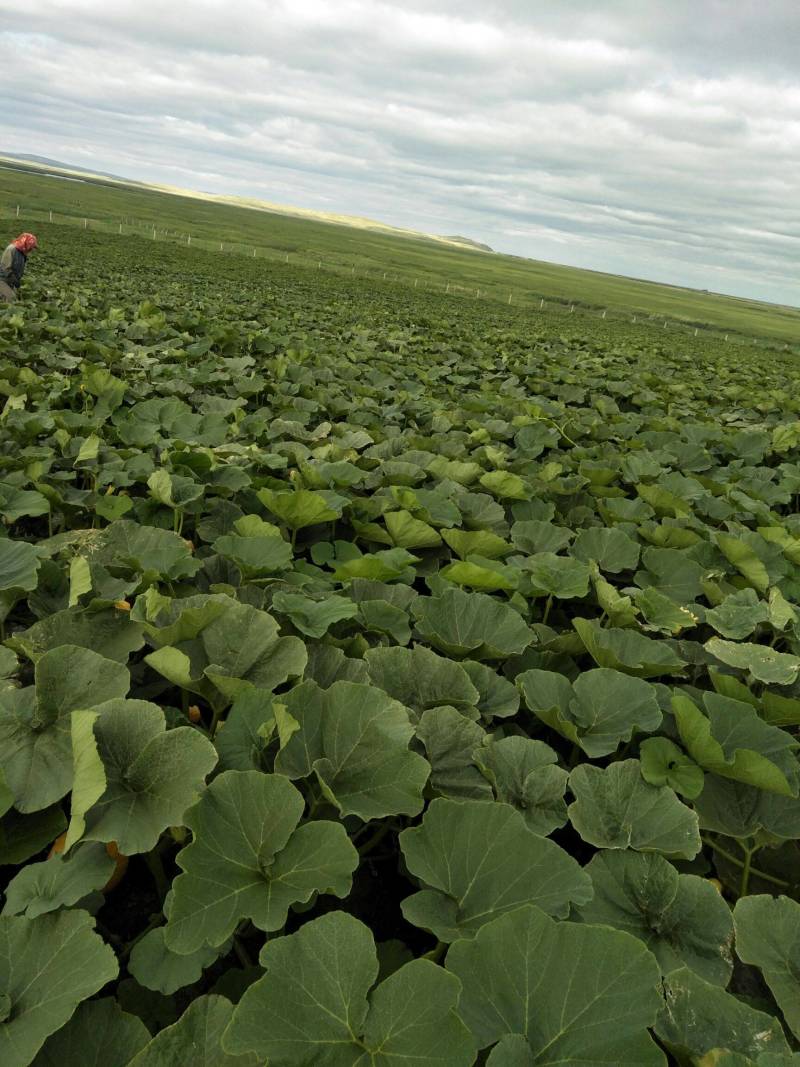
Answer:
xmin=0 ymin=153 xmax=494 ymax=256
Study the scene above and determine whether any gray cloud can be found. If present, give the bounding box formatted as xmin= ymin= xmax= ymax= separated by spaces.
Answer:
xmin=0 ymin=0 xmax=798 ymax=304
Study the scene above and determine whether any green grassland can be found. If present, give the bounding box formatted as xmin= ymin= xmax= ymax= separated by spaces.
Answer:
xmin=1 ymin=156 xmax=797 ymax=347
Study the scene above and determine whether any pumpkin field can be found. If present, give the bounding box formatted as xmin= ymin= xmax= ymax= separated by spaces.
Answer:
xmin=1 ymin=220 xmax=800 ymax=1065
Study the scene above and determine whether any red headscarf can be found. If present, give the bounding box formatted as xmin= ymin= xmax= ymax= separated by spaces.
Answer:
xmin=12 ymin=233 xmax=38 ymax=254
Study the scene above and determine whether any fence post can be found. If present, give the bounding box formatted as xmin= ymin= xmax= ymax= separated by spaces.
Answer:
xmin=118 ymin=223 xmax=122 ymax=234
xmin=49 ymin=210 xmax=53 ymax=222
xmin=84 ymin=218 xmax=88 ymax=229
xmin=602 ymin=310 xmax=607 ymax=319
xmin=15 ymin=205 xmax=19 ymax=218
xmin=508 ymin=294 xmax=512 ymax=304
xmin=540 ymin=298 xmax=544 ymax=309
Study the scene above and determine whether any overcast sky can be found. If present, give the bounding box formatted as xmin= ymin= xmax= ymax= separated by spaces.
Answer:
xmin=1 ymin=1 xmax=798 ymax=305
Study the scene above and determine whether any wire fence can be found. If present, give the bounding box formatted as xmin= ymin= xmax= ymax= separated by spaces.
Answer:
xmin=2 ymin=201 xmax=796 ymax=356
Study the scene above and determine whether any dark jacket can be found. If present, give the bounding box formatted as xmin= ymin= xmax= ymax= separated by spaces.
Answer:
xmin=0 ymin=245 xmax=26 ymax=290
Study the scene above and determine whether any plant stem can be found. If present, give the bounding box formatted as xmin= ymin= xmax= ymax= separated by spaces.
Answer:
xmin=542 ymin=593 xmax=553 ymax=626
xmin=701 ymin=835 xmax=791 ymax=891
xmin=421 ymin=942 xmax=446 ymax=964
xmin=145 ymin=849 xmax=169 ymax=899
xmin=740 ymin=844 xmax=754 ymax=899
xmin=358 ymin=822 xmax=392 ymax=856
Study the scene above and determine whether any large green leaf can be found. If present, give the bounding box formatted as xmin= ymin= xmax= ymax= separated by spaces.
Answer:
xmin=94 ymin=520 xmax=201 ymax=581
xmin=0 ymin=538 xmax=45 ymax=594
xmin=129 ymin=925 xmax=222 ymax=996
xmin=275 ymin=680 xmax=430 ymax=819
xmin=523 ymin=552 xmax=591 ymax=599
xmin=166 ymin=770 xmax=357 ymax=953
xmin=257 ymin=487 xmax=347 ymax=529
xmin=0 ymin=805 xmax=66 ymax=866
xmin=399 ymin=798 xmax=591 ymax=940
xmin=672 ymin=692 xmax=798 ymax=796
xmin=734 ymin=895 xmax=800 ymax=1041
xmin=364 ymin=644 xmax=479 ymax=718
xmin=3 ymin=842 xmax=115 ymax=918
xmin=573 ymin=617 xmax=687 ymax=677
xmin=570 ymin=526 xmax=641 ymax=572
xmin=446 ymin=904 xmax=665 ymax=1065
xmin=568 ymin=759 xmax=701 ymax=857
xmin=656 ymin=967 xmax=790 ymax=1062
xmin=576 ymin=851 xmax=733 ymax=984
xmin=705 ymin=637 xmax=800 ymax=686
xmin=145 ymin=594 xmax=306 ymax=710
xmin=0 ymin=910 xmax=119 ymax=1067
xmin=270 ymin=590 xmax=358 ymax=637
xmin=129 ymin=995 xmax=259 ymax=1067
xmin=474 ymin=736 xmax=568 ymax=835
xmin=223 ymin=911 xmax=476 ymax=1065
xmin=0 ymin=645 xmax=129 ymax=812
xmin=65 ymin=698 xmax=218 ymax=854
xmin=416 ymin=706 xmax=492 ymax=800
xmin=518 ymin=667 xmax=661 ymax=757
xmin=31 ymin=998 xmax=150 ymax=1067
xmin=413 ymin=587 xmax=533 ymax=659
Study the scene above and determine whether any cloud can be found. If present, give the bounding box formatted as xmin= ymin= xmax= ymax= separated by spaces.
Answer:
xmin=0 ymin=0 xmax=798 ymax=304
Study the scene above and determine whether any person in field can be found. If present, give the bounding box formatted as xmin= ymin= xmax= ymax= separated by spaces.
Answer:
xmin=0 ymin=233 xmax=38 ymax=303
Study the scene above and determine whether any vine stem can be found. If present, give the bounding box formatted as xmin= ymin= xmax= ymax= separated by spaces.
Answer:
xmin=421 ymin=942 xmax=446 ymax=964
xmin=701 ymin=835 xmax=791 ymax=892
xmin=542 ymin=594 xmax=553 ymax=626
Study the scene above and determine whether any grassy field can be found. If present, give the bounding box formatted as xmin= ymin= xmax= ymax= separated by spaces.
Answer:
xmin=1 ymin=156 xmax=798 ymax=347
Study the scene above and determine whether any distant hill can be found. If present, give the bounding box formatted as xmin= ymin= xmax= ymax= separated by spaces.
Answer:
xmin=0 ymin=153 xmax=493 ymax=256
xmin=443 ymin=235 xmax=494 ymax=252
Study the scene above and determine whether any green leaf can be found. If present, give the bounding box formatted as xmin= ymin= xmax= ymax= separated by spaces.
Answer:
xmin=672 ymin=692 xmax=798 ymax=797
xmin=95 ymin=520 xmax=201 ymax=581
xmin=416 ymin=706 xmax=492 ymax=800
xmin=213 ymin=533 xmax=293 ymax=575
xmin=705 ymin=637 xmax=800 ymax=686
xmin=480 ymin=469 xmax=530 ymax=499
xmin=384 ymin=509 xmax=442 ymax=548
xmin=2 ymin=842 xmax=115 ymax=918
xmin=333 ymin=547 xmax=418 ymax=582
xmin=573 ymin=617 xmax=687 ymax=677
xmin=446 ymin=904 xmax=665 ymax=1065
xmin=275 ymin=680 xmax=430 ymax=820
xmin=0 ymin=911 xmax=118 ymax=1067
xmin=145 ymin=594 xmax=306 ymax=709
xmin=66 ymin=698 xmax=218 ymax=854
xmin=0 ymin=645 xmax=129 ymax=812
xmin=474 ymin=737 xmax=568 ymax=835
xmin=461 ymin=660 xmax=519 ymax=721
xmin=656 ymin=967 xmax=790 ymax=1062
xmin=576 ymin=851 xmax=733 ymax=984
xmin=568 ymin=759 xmax=701 ymax=857
xmin=639 ymin=737 xmax=705 ymax=799
xmin=67 ymin=556 xmax=92 ymax=608
xmin=570 ymin=526 xmax=641 ymax=572
xmin=8 ymin=606 xmax=144 ymax=664
xmin=706 ymin=588 xmax=770 ymax=640
xmin=519 ymin=666 xmax=661 ymax=757
xmin=0 ymin=539 xmax=45 ymax=594
xmin=271 ymin=590 xmax=358 ymax=637
xmin=257 ymin=487 xmax=347 ymax=529
xmin=439 ymin=556 xmax=519 ymax=592
xmin=0 ymin=805 xmax=66 ymax=866
xmin=715 ymin=532 xmax=770 ymax=593
xmin=442 ymin=528 xmax=512 ymax=559
xmin=524 ymin=552 xmax=591 ymax=599
xmin=399 ymin=798 xmax=591 ymax=940
xmin=413 ymin=587 xmax=533 ymax=659
xmin=364 ymin=645 xmax=479 ymax=718
xmin=128 ymin=926 xmax=223 ymax=996
xmin=130 ymin=995 xmax=259 ymax=1067
xmin=734 ymin=895 xmax=800 ymax=1042
xmin=31 ymin=998 xmax=149 ymax=1067
xmin=166 ymin=770 xmax=357 ymax=953
xmin=223 ymin=912 xmax=476 ymax=1066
